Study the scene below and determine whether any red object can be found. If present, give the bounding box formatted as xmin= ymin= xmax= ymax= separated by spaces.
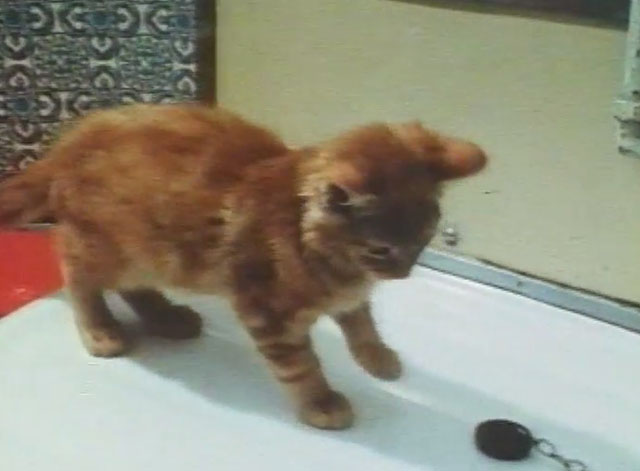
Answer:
xmin=0 ymin=231 xmax=63 ymax=317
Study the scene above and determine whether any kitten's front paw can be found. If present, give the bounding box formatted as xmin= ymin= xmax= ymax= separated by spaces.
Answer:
xmin=80 ymin=324 xmax=127 ymax=357
xmin=299 ymin=390 xmax=354 ymax=430
xmin=353 ymin=343 xmax=402 ymax=380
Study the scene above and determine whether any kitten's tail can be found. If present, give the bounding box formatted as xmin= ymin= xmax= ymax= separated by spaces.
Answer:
xmin=0 ymin=160 xmax=54 ymax=227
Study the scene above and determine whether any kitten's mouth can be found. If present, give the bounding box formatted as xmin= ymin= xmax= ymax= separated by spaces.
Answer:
xmin=361 ymin=256 xmax=413 ymax=280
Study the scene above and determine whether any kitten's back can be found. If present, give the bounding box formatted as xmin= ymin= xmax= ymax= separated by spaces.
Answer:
xmin=50 ymin=104 xmax=287 ymax=184
xmin=0 ymin=104 xmax=290 ymax=288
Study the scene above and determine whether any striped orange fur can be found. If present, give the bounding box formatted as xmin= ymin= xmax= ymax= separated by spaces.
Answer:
xmin=0 ymin=103 xmax=486 ymax=429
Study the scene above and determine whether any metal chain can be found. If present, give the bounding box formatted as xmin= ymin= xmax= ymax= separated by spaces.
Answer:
xmin=534 ymin=438 xmax=588 ymax=471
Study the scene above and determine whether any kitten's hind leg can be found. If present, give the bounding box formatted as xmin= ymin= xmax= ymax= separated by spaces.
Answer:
xmin=67 ymin=280 xmax=127 ymax=357
xmin=121 ymin=289 xmax=202 ymax=339
xmin=58 ymin=226 xmax=128 ymax=357
xmin=336 ymin=303 xmax=402 ymax=380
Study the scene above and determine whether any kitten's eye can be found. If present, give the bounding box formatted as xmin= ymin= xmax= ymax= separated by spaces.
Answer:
xmin=328 ymin=184 xmax=350 ymax=204
xmin=367 ymin=244 xmax=392 ymax=258
xmin=327 ymin=184 xmax=351 ymax=213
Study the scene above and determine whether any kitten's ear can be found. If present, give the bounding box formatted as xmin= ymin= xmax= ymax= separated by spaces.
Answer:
xmin=436 ymin=135 xmax=487 ymax=180
xmin=392 ymin=122 xmax=487 ymax=180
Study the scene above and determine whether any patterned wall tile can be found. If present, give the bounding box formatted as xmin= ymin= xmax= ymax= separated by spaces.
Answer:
xmin=0 ymin=0 xmax=198 ymax=176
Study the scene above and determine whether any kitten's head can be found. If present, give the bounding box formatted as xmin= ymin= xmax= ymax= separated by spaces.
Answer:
xmin=301 ymin=121 xmax=486 ymax=280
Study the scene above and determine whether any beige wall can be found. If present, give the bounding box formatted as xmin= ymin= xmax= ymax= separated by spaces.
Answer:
xmin=217 ymin=0 xmax=640 ymax=302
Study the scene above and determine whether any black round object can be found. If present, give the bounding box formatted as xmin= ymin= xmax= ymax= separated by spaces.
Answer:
xmin=474 ymin=419 xmax=534 ymax=461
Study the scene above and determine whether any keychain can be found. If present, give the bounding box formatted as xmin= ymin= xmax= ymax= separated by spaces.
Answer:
xmin=474 ymin=419 xmax=589 ymax=471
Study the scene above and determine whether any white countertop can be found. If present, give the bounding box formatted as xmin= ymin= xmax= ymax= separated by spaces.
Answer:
xmin=1 ymin=267 xmax=638 ymax=470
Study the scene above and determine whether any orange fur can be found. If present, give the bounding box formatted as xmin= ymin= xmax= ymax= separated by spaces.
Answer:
xmin=0 ymin=103 xmax=486 ymax=429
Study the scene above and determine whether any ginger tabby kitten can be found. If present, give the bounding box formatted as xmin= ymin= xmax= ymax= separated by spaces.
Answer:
xmin=0 ymin=104 xmax=486 ymax=429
